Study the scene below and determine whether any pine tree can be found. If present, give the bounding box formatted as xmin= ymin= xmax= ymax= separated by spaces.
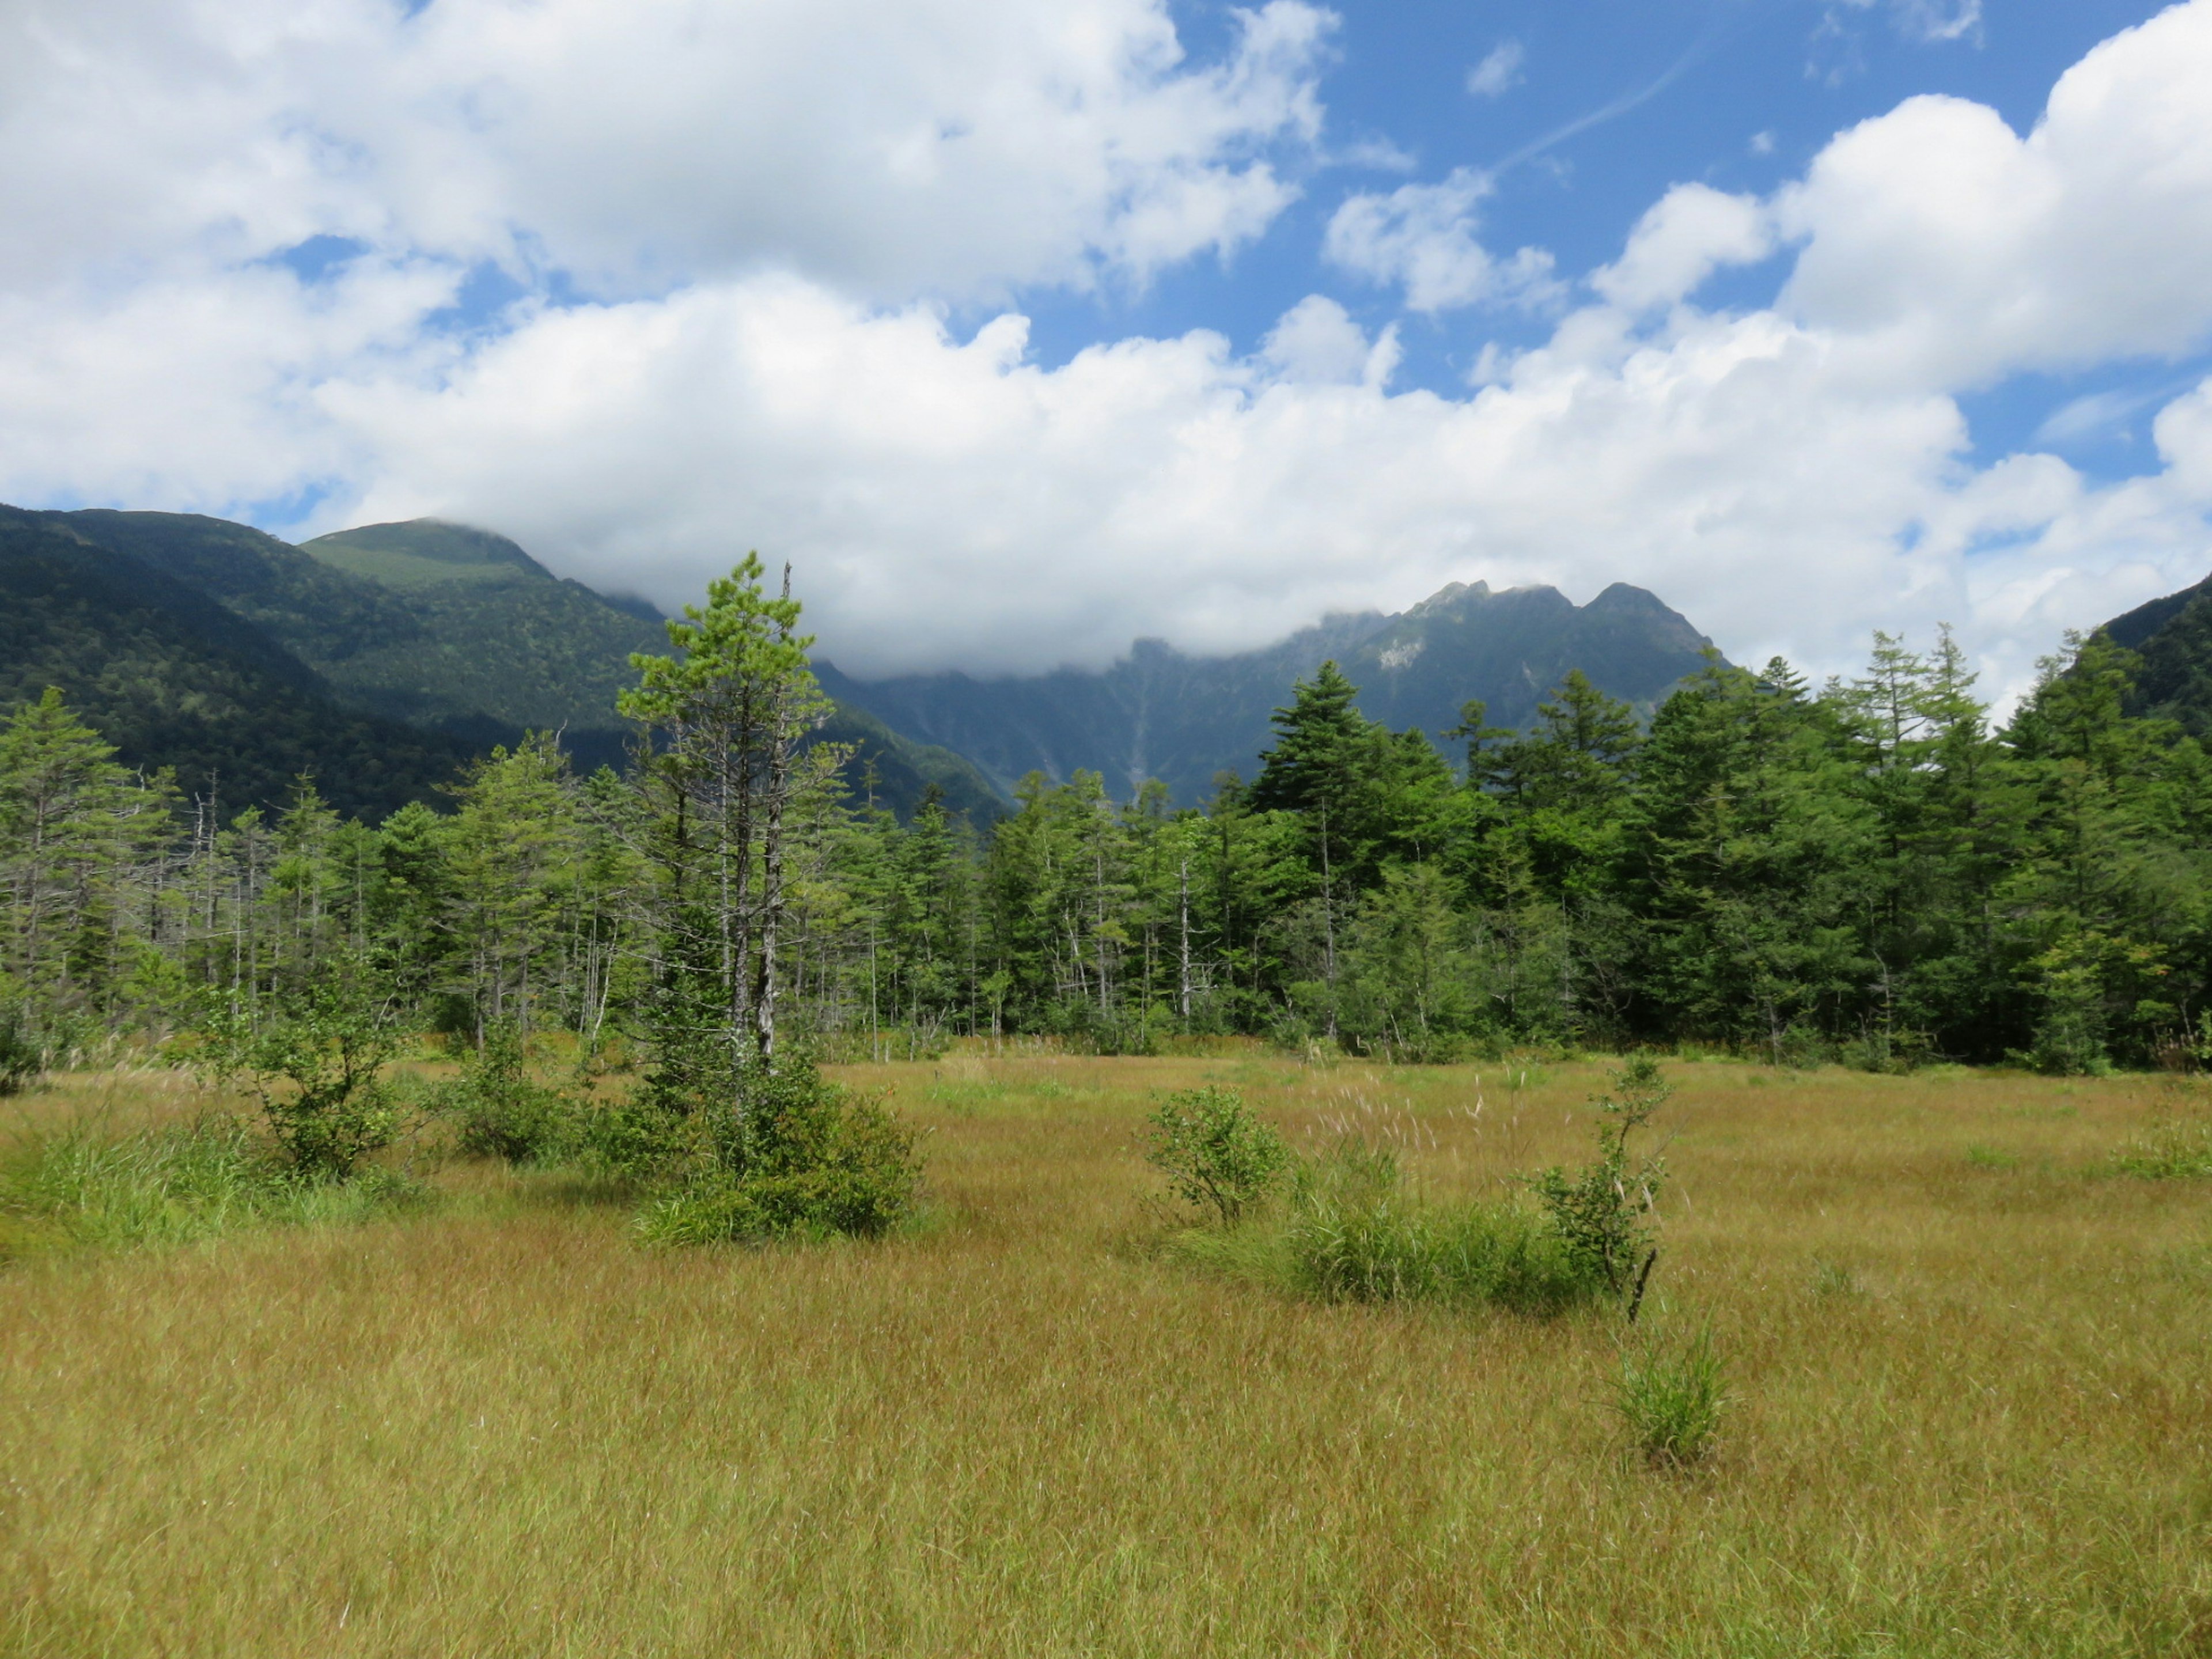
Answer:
xmin=620 ymin=556 xmax=831 ymax=1119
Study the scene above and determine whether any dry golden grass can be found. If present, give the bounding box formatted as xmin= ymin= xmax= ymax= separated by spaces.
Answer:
xmin=4 ymin=1054 xmax=2211 ymax=1656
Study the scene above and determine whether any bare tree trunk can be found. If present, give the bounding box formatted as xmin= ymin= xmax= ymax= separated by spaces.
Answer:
xmin=753 ymin=714 xmax=791 ymax=1072
xmin=1320 ymin=801 xmax=1338 ymax=1041
xmin=1177 ymin=854 xmax=1191 ymax=1024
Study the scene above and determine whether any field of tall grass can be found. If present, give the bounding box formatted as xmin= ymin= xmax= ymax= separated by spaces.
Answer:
xmin=3 ymin=1052 xmax=2210 ymax=1656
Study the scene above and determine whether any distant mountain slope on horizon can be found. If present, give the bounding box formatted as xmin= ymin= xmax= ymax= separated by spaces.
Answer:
xmin=18 ymin=507 xmax=1006 ymax=823
xmin=0 ymin=507 xmax=471 ymax=818
xmin=65 ymin=510 xmax=671 ymax=772
xmin=2097 ymin=567 xmax=2212 ymax=734
xmin=819 ymin=578 xmax=1721 ymax=804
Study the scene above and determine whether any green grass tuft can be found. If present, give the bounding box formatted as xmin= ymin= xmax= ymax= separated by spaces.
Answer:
xmin=1614 ymin=1327 xmax=1729 ymax=1467
xmin=0 ymin=1115 xmax=424 ymax=1253
xmin=2114 ymin=1111 xmax=2212 ymax=1179
xmin=1168 ymin=1139 xmax=1604 ymax=1317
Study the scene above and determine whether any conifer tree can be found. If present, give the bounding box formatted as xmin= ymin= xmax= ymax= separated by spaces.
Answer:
xmin=619 ymin=556 xmax=830 ymax=1118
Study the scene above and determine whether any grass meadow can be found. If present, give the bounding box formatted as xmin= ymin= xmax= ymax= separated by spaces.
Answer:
xmin=3 ymin=1052 xmax=2210 ymax=1657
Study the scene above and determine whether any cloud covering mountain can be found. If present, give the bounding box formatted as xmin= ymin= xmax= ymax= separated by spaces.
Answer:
xmin=5 ymin=0 xmax=2212 ymax=701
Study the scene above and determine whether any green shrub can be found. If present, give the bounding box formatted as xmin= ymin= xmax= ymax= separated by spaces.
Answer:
xmin=1531 ymin=1058 xmax=1671 ymax=1321
xmin=442 ymin=1021 xmax=579 ymax=1165
xmin=637 ymin=1060 xmax=923 ymax=1245
xmin=1613 ymin=1328 xmax=1729 ymax=1467
xmin=573 ymin=1093 xmax=701 ymax=1183
xmin=1145 ymin=1085 xmax=1289 ymax=1225
xmin=193 ymin=974 xmax=403 ymax=1179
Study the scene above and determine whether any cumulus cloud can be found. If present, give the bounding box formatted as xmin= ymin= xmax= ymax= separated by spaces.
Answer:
xmin=1324 ymin=169 xmax=1560 ymax=313
xmin=1777 ymin=2 xmax=2212 ymax=388
xmin=3 ymin=0 xmax=2212 ymax=706
xmin=0 ymin=0 xmax=1338 ymax=304
xmin=1259 ymin=296 xmax=1396 ymax=386
xmin=288 ymin=272 xmax=2205 ymax=696
xmin=1592 ymin=185 xmax=1774 ymax=313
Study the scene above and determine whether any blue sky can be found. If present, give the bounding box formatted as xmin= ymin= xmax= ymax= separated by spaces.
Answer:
xmin=1018 ymin=0 xmax=2188 ymax=469
xmin=3 ymin=0 xmax=2211 ymax=697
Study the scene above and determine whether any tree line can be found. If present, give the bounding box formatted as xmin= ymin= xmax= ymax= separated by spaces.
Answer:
xmin=2 ymin=562 xmax=2206 ymax=1075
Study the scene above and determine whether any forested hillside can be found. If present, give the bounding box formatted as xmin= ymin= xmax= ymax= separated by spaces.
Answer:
xmin=4 ymin=537 xmax=2205 ymax=1075
xmin=0 ymin=508 xmax=469 ymax=819
xmin=20 ymin=507 xmax=1004 ymax=820
xmin=2099 ymin=569 xmax=2212 ymax=736
xmin=819 ymin=578 xmax=1717 ymax=802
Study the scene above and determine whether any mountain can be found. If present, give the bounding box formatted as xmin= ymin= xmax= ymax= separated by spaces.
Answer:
xmin=294 ymin=519 xmax=669 ymax=768
xmin=2097 ymin=569 xmax=2212 ymax=734
xmin=59 ymin=510 xmax=667 ymax=775
xmin=819 ymin=578 xmax=1719 ymax=803
xmin=0 ymin=507 xmax=471 ymax=819
xmin=301 ymin=519 xmax=1007 ymax=820
xmin=31 ymin=509 xmax=1006 ymax=821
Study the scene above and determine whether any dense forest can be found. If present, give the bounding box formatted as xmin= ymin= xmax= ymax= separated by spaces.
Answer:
xmin=1 ymin=552 xmax=2206 ymax=1077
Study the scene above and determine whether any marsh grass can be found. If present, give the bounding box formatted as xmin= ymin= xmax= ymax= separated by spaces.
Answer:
xmin=0 ymin=1113 xmax=425 ymax=1257
xmin=1168 ymin=1137 xmax=1601 ymax=1316
xmin=3 ymin=1056 xmax=2211 ymax=1657
xmin=2113 ymin=1093 xmax=2212 ymax=1178
xmin=1808 ymin=1257 xmax=1865 ymax=1299
xmin=1613 ymin=1326 xmax=1729 ymax=1466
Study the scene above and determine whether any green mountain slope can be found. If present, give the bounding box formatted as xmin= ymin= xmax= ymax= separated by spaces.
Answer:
xmin=0 ymin=508 xmax=469 ymax=818
xmin=295 ymin=520 xmax=670 ymax=747
xmin=2099 ymin=569 xmax=2212 ymax=734
xmin=47 ymin=509 xmax=1006 ymax=821
xmin=819 ymin=579 xmax=1719 ymax=803
xmin=297 ymin=520 xmax=1007 ymax=818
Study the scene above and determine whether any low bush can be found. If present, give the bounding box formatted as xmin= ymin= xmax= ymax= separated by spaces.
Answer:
xmin=1531 ymin=1058 xmax=1671 ymax=1321
xmin=1613 ymin=1328 xmax=1729 ymax=1467
xmin=1145 ymin=1085 xmax=1288 ymax=1225
xmin=192 ymin=972 xmax=404 ymax=1178
xmin=441 ymin=1021 xmax=582 ymax=1165
xmin=636 ymin=1060 xmax=924 ymax=1245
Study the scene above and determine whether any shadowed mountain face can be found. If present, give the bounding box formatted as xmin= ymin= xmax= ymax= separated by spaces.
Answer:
xmin=0 ymin=507 xmax=471 ymax=818
xmin=2098 ymin=569 xmax=2212 ymax=735
xmin=819 ymin=578 xmax=1720 ymax=803
xmin=25 ymin=510 xmax=1006 ymax=821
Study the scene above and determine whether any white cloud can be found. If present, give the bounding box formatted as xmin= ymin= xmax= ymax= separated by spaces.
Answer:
xmin=1260 ymin=295 xmax=1395 ymax=385
xmin=0 ymin=257 xmax=459 ymax=513
xmin=278 ymin=270 xmax=2203 ymax=698
xmin=1324 ymin=168 xmax=1559 ymax=313
xmin=1592 ymin=185 xmax=1773 ymax=313
xmin=1465 ymin=41 xmax=1524 ymax=100
xmin=1819 ymin=0 xmax=1983 ymax=51
xmin=3 ymin=0 xmax=2212 ymax=710
xmin=0 ymin=0 xmax=1337 ymax=304
xmin=1891 ymin=0 xmax=1982 ymax=44
xmin=1778 ymin=1 xmax=2212 ymax=388
xmin=2032 ymin=385 xmax=2166 ymax=448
